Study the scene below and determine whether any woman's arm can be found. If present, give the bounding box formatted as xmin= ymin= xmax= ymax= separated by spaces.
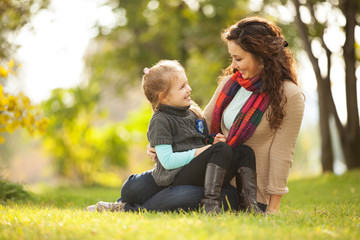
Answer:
xmin=147 ymin=144 xmax=157 ymax=162
xmin=268 ymin=194 xmax=282 ymax=213
xmin=266 ymin=84 xmax=305 ymax=212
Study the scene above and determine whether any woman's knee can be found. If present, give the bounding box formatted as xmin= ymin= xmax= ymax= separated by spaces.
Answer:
xmin=233 ymin=145 xmax=256 ymax=170
xmin=213 ymin=142 xmax=233 ymax=158
xmin=212 ymin=142 xmax=233 ymax=169
xmin=240 ymin=145 xmax=255 ymax=159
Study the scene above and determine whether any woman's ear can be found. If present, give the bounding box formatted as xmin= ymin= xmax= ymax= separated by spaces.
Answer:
xmin=258 ymin=58 xmax=264 ymax=71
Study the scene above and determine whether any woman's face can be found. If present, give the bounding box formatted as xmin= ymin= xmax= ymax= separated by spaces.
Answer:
xmin=227 ymin=40 xmax=262 ymax=79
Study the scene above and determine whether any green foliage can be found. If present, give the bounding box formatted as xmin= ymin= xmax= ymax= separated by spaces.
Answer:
xmin=122 ymin=103 xmax=152 ymax=146
xmin=0 ymin=0 xmax=49 ymax=59
xmin=0 ymin=60 xmax=48 ymax=143
xmin=0 ymin=171 xmax=359 ymax=239
xmin=0 ymin=179 xmax=31 ymax=203
xmin=86 ymin=0 xmax=250 ymax=106
xmin=41 ymin=87 xmax=154 ymax=186
xmin=41 ymin=87 xmax=128 ymax=186
xmin=0 ymin=1 xmax=50 ymax=143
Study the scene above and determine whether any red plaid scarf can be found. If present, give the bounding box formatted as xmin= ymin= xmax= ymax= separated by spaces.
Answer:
xmin=210 ymin=71 xmax=269 ymax=147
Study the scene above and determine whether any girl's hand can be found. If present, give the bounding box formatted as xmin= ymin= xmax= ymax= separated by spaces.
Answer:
xmin=147 ymin=144 xmax=157 ymax=163
xmin=194 ymin=145 xmax=211 ymax=157
xmin=213 ymin=133 xmax=226 ymax=144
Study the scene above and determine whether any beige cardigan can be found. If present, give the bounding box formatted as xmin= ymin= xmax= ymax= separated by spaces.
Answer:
xmin=203 ymin=76 xmax=305 ymax=205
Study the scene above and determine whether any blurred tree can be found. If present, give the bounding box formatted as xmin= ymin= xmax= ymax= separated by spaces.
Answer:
xmin=259 ymin=0 xmax=359 ymax=172
xmin=41 ymin=87 xmax=128 ymax=186
xmin=290 ymin=0 xmax=360 ymax=171
xmin=0 ymin=0 xmax=49 ymax=198
xmin=85 ymin=0 xmax=249 ymax=106
xmin=0 ymin=0 xmax=49 ymax=142
xmin=0 ymin=0 xmax=49 ymax=59
xmin=0 ymin=60 xmax=48 ymax=144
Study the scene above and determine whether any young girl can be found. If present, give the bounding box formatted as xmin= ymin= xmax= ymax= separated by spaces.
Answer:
xmin=141 ymin=60 xmax=234 ymax=213
xmin=87 ymin=60 xmax=256 ymax=213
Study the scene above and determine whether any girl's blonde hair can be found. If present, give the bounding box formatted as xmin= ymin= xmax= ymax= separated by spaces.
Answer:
xmin=142 ymin=60 xmax=204 ymax=119
xmin=142 ymin=60 xmax=185 ymax=111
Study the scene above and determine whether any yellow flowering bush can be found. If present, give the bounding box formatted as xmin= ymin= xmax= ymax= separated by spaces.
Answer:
xmin=0 ymin=60 xmax=48 ymax=143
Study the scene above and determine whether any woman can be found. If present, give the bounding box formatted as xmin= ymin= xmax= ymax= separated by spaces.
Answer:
xmin=202 ymin=16 xmax=304 ymax=212
xmin=95 ymin=16 xmax=304 ymax=214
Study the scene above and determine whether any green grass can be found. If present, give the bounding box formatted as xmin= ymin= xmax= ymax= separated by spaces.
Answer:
xmin=1 ymin=171 xmax=360 ymax=240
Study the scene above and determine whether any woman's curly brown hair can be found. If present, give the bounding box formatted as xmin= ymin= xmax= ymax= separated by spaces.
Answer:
xmin=221 ymin=17 xmax=298 ymax=130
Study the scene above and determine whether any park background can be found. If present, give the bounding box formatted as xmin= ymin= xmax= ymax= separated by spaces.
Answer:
xmin=1 ymin=0 xmax=359 ymax=186
xmin=1 ymin=1 xmax=359 ymax=239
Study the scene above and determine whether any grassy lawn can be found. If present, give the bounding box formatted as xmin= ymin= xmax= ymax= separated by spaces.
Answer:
xmin=1 ymin=171 xmax=359 ymax=240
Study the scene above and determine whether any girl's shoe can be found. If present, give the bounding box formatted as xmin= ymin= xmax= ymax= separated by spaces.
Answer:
xmin=84 ymin=205 xmax=96 ymax=212
xmin=95 ymin=201 xmax=126 ymax=212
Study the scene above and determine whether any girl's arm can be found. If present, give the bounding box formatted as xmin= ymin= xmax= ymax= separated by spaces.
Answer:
xmin=155 ymin=145 xmax=211 ymax=170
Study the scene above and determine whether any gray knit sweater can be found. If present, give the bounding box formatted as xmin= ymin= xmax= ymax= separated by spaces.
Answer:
xmin=147 ymin=104 xmax=208 ymax=186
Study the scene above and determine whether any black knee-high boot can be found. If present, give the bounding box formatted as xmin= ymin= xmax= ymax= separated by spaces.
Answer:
xmin=200 ymin=163 xmax=226 ymax=213
xmin=236 ymin=167 xmax=263 ymax=213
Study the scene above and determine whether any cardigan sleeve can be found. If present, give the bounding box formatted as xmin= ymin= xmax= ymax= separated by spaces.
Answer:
xmin=265 ymin=85 xmax=305 ymax=195
xmin=203 ymin=76 xmax=232 ymax=130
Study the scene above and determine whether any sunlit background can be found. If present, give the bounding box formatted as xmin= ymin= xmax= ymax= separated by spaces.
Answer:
xmin=1 ymin=0 xmax=359 ymax=187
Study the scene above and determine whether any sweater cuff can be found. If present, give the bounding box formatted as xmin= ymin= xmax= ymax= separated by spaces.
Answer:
xmin=264 ymin=185 xmax=289 ymax=196
xmin=151 ymin=139 xmax=172 ymax=146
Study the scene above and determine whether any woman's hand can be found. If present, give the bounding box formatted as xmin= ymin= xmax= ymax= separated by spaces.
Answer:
xmin=213 ymin=133 xmax=226 ymax=144
xmin=267 ymin=194 xmax=282 ymax=214
xmin=147 ymin=144 xmax=157 ymax=163
xmin=194 ymin=145 xmax=211 ymax=157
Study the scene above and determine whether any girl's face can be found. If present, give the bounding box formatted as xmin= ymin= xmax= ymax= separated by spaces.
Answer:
xmin=227 ymin=40 xmax=262 ymax=79
xmin=160 ymin=72 xmax=192 ymax=108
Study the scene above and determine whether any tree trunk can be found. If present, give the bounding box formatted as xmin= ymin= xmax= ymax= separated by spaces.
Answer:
xmin=340 ymin=0 xmax=360 ymax=169
xmin=318 ymin=81 xmax=335 ymax=172
xmin=292 ymin=0 xmax=334 ymax=172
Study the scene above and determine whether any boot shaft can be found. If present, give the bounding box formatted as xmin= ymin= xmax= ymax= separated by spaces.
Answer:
xmin=201 ymin=163 xmax=226 ymax=213
xmin=236 ymin=167 xmax=264 ymax=213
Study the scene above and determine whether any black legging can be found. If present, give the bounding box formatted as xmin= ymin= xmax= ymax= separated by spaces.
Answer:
xmin=172 ymin=142 xmax=232 ymax=186
xmin=172 ymin=142 xmax=256 ymax=187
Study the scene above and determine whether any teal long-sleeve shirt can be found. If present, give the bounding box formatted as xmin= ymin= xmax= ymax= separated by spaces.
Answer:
xmin=155 ymin=145 xmax=196 ymax=170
